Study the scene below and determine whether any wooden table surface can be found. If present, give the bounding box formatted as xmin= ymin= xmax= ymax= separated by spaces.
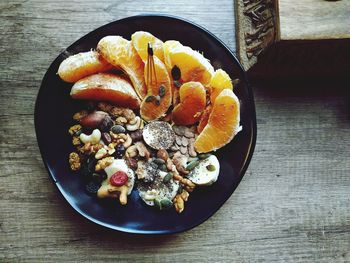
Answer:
xmin=1 ymin=1 xmax=350 ymax=262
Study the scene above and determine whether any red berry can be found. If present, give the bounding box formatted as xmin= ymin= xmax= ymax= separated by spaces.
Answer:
xmin=110 ymin=171 xmax=128 ymax=186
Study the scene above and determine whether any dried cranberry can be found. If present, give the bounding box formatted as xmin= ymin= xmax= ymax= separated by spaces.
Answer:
xmin=110 ymin=171 xmax=128 ymax=186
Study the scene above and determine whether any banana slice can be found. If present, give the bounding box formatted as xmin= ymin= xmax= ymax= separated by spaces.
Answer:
xmin=142 ymin=121 xmax=175 ymax=150
xmin=104 ymin=159 xmax=135 ymax=195
xmin=187 ymin=155 xmax=220 ymax=185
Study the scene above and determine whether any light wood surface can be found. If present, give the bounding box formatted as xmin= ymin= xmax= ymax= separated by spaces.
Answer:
xmin=1 ymin=1 xmax=350 ymax=262
xmin=279 ymin=0 xmax=350 ymax=40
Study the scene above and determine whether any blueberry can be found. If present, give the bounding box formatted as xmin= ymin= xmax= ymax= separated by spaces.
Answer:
xmin=114 ymin=144 xmax=125 ymax=158
xmin=85 ymin=181 xmax=100 ymax=195
xmin=92 ymin=172 xmax=107 ymax=184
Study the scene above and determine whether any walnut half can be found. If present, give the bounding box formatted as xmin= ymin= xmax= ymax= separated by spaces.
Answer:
xmin=69 ymin=152 xmax=81 ymax=171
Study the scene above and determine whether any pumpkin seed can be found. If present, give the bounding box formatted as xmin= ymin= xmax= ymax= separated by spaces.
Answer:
xmin=198 ymin=153 xmax=212 ymax=160
xmin=186 ymin=160 xmax=200 ymax=171
xmin=173 ymin=80 xmax=182 ymax=88
xmin=163 ymin=173 xmax=173 ymax=183
xmin=177 ymin=184 xmax=183 ymax=194
xmin=206 ymin=164 xmax=216 ymax=171
xmin=111 ymin=125 xmax=125 ymax=134
xmin=160 ymin=198 xmax=173 ymax=209
xmin=75 ymin=129 xmax=83 ymax=136
xmin=159 ymin=164 xmax=167 ymax=172
xmin=154 ymin=198 xmax=172 ymax=210
xmin=171 ymin=65 xmax=181 ymax=80
xmin=155 ymin=95 xmax=161 ymax=106
xmin=154 ymin=198 xmax=161 ymax=209
xmin=187 ymin=157 xmax=199 ymax=163
xmin=145 ymin=95 xmax=156 ymax=102
xmin=153 ymin=158 xmax=166 ymax=165
xmin=159 ymin=85 xmax=166 ymax=97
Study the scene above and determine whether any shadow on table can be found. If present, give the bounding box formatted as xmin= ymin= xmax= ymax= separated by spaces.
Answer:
xmin=56 ymin=196 xmax=181 ymax=248
xmin=250 ymin=77 xmax=350 ymax=122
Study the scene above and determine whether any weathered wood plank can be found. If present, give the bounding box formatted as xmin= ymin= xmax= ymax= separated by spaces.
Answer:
xmin=279 ymin=0 xmax=350 ymax=40
xmin=1 ymin=0 xmax=350 ymax=262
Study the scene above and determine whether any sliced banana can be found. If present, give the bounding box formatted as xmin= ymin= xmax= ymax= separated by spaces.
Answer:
xmin=142 ymin=121 xmax=175 ymax=150
xmin=104 ymin=159 xmax=135 ymax=195
xmin=187 ymin=155 xmax=220 ymax=186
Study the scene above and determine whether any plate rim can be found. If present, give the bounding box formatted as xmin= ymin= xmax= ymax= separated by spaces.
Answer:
xmin=34 ymin=14 xmax=257 ymax=235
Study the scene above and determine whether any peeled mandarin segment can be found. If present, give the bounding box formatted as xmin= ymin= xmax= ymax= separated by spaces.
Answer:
xmin=194 ymin=89 xmax=240 ymax=153
xmin=131 ymin=31 xmax=164 ymax=62
xmin=70 ymin=73 xmax=141 ymax=109
xmin=163 ymin=40 xmax=182 ymax=69
xmin=97 ymin=36 xmax=147 ymax=99
xmin=58 ymin=51 xmax=114 ymax=83
xmin=163 ymin=41 xmax=214 ymax=86
xmin=209 ymin=69 xmax=233 ymax=103
xmin=197 ymin=105 xmax=213 ymax=134
xmin=140 ymin=57 xmax=172 ymax=121
xmin=172 ymin=82 xmax=206 ymax=125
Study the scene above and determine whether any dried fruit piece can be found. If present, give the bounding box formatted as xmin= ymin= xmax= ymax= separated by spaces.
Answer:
xmin=110 ymin=171 xmax=128 ymax=186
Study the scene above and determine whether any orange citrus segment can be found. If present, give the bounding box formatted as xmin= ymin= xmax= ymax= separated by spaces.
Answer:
xmin=209 ymin=69 xmax=233 ymax=103
xmin=197 ymin=105 xmax=212 ymax=134
xmin=163 ymin=40 xmax=214 ymax=86
xmin=172 ymin=82 xmax=206 ymax=125
xmin=140 ymin=57 xmax=172 ymax=121
xmin=70 ymin=73 xmax=140 ymax=109
xmin=97 ymin=36 xmax=147 ymax=99
xmin=58 ymin=51 xmax=114 ymax=83
xmin=131 ymin=31 xmax=164 ymax=63
xmin=194 ymin=89 xmax=240 ymax=153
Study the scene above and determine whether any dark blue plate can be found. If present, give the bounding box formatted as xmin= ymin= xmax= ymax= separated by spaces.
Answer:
xmin=35 ymin=15 xmax=256 ymax=234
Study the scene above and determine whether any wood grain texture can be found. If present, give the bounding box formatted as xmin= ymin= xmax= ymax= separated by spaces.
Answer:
xmin=1 ymin=1 xmax=350 ymax=262
xmin=279 ymin=0 xmax=350 ymax=40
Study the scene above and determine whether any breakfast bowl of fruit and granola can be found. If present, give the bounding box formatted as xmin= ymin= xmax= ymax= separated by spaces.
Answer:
xmin=35 ymin=15 xmax=256 ymax=234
